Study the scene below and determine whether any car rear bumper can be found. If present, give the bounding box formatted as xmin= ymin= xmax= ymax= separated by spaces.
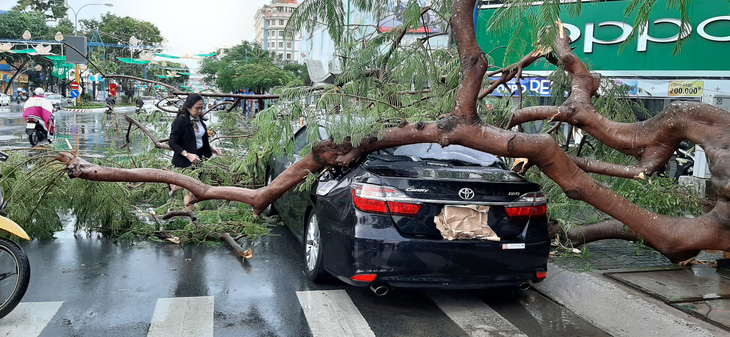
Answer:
xmin=323 ymin=217 xmax=550 ymax=289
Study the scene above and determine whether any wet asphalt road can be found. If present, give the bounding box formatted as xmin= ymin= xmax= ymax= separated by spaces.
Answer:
xmin=9 ymin=217 xmax=610 ymax=337
xmin=1 ymin=105 xmax=609 ymax=336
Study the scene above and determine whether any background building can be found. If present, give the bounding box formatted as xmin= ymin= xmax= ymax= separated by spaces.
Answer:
xmin=254 ymin=0 xmax=302 ymax=62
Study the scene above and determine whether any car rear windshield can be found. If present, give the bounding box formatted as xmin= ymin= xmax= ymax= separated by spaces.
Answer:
xmin=386 ymin=143 xmax=502 ymax=167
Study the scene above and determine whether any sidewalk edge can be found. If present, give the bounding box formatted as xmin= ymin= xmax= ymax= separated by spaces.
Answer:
xmin=532 ymin=263 xmax=723 ymax=337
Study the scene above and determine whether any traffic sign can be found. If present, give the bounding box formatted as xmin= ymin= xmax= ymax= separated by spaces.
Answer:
xmin=71 ymin=82 xmax=79 ymax=90
xmin=70 ymin=89 xmax=80 ymax=98
xmin=89 ymin=75 xmax=96 ymax=81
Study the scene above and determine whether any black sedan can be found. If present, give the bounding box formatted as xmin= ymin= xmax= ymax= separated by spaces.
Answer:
xmin=267 ymin=124 xmax=550 ymax=293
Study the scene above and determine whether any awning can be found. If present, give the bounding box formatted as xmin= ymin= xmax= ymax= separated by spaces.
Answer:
xmin=117 ymin=57 xmax=151 ymax=65
xmin=13 ymin=49 xmax=36 ymax=54
xmin=44 ymin=55 xmax=66 ymax=61
xmin=155 ymin=53 xmax=180 ymax=59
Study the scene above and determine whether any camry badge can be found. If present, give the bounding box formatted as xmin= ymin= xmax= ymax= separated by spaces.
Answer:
xmin=458 ymin=188 xmax=475 ymax=200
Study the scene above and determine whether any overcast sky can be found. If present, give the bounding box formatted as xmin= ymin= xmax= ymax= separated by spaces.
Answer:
xmin=1 ymin=0 xmax=272 ymax=71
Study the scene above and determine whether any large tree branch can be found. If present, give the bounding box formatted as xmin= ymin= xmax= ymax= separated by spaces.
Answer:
xmin=124 ymin=115 xmax=171 ymax=150
xmin=48 ymin=2 xmax=730 ymax=266
xmin=451 ymin=0 xmax=488 ymax=122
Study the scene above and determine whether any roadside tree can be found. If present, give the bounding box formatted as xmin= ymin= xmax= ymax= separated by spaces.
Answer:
xmin=12 ymin=0 xmax=68 ymax=21
xmin=0 ymin=10 xmax=49 ymax=94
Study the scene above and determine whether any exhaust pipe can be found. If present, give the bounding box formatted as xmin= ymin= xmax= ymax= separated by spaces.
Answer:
xmin=518 ymin=282 xmax=531 ymax=290
xmin=369 ymin=282 xmax=391 ymax=296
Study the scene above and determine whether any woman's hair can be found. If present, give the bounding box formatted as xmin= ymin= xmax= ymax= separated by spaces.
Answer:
xmin=179 ymin=93 xmax=204 ymax=117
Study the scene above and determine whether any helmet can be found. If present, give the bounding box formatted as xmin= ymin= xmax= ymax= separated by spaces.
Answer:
xmin=34 ymin=87 xmax=44 ymax=96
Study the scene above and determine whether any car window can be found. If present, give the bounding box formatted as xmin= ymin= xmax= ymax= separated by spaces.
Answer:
xmin=293 ymin=127 xmax=308 ymax=154
xmin=393 ymin=143 xmax=501 ymax=167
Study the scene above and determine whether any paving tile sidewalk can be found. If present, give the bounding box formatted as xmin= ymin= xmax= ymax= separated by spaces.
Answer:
xmin=532 ymin=239 xmax=730 ymax=337
xmin=553 ymin=239 xmax=675 ymax=271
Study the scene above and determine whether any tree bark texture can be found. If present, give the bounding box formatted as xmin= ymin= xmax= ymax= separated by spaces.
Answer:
xmin=52 ymin=0 xmax=730 ymax=262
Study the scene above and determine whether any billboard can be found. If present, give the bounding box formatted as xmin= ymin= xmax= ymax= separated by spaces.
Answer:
xmin=476 ymin=0 xmax=730 ymax=75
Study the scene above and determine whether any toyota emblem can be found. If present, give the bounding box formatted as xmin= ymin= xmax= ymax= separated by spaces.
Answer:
xmin=458 ymin=187 xmax=475 ymax=200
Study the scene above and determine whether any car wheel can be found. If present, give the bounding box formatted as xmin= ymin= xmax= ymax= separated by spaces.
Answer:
xmin=263 ymin=172 xmax=277 ymax=216
xmin=304 ymin=213 xmax=328 ymax=283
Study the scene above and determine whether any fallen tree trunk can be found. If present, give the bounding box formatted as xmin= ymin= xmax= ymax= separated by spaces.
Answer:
xmin=49 ymin=0 xmax=730 ymax=263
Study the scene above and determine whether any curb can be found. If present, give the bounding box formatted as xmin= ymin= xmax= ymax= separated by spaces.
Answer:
xmin=532 ymin=263 xmax=727 ymax=337
xmin=62 ymin=106 xmax=136 ymax=113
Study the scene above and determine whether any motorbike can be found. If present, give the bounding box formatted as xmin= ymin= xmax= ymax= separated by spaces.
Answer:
xmin=24 ymin=110 xmax=55 ymax=146
xmin=105 ymin=102 xmax=115 ymax=114
xmin=0 ymin=151 xmax=31 ymax=319
xmin=661 ymin=141 xmax=695 ymax=179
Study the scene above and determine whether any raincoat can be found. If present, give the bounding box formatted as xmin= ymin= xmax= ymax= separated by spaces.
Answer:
xmin=23 ymin=95 xmax=54 ymax=134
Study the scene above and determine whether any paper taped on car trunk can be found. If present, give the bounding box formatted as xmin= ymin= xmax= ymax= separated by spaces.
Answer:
xmin=433 ymin=205 xmax=501 ymax=241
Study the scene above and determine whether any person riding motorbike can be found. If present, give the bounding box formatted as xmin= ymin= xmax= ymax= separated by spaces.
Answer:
xmin=105 ymin=94 xmax=116 ymax=114
xmin=23 ymin=87 xmax=55 ymax=144
xmin=135 ymin=96 xmax=144 ymax=113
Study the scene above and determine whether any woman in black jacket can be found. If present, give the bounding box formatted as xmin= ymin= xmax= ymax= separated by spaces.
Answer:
xmin=169 ymin=93 xmax=221 ymax=168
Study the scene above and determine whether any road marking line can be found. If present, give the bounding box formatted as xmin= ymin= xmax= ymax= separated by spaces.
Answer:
xmin=427 ymin=291 xmax=527 ymax=337
xmin=147 ymin=296 xmax=214 ymax=337
xmin=0 ymin=301 xmax=64 ymax=337
xmin=296 ymin=290 xmax=375 ymax=337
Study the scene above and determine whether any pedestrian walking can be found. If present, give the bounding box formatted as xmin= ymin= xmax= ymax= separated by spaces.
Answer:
xmin=168 ymin=94 xmax=221 ymax=210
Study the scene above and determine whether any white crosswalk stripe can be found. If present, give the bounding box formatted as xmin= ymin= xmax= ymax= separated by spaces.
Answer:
xmin=426 ymin=291 xmax=527 ymax=337
xmin=0 ymin=291 xmax=534 ymax=337
xmin=296 ymin=290 xmax=376 ymax=337
xmin=0 ymin=301 xmax=63 ymax=337
xmin=147 ymin=296 xmax=214 ymax=337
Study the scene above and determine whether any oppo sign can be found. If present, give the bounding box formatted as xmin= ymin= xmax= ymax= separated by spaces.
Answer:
xmin=563 ymin=16 xmax=730 ymax=53
xmin=477 ymin=0 xmax=730 ymax=72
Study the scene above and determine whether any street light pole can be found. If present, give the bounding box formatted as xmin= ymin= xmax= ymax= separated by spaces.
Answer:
xmin=66 ymin=2 xmax=114 ymax=35
xmin=65 ymin=2 xmax=113 ymax=101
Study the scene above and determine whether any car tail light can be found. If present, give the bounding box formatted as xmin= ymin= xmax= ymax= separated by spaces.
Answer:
xmin=505 ymin=192 xmax=547 ymax=219
xmin=536 ymin=270 xmax=547 ymax=279
xmin=352 ymin=183 xmax=422 ymax=217
xmin=350 ymin=273 xmax=378 ymax=282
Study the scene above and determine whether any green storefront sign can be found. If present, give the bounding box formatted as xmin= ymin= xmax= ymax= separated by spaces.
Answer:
xmin=476 ymin=0 xmax=730 ymax=73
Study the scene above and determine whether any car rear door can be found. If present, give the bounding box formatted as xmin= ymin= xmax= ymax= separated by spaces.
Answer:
xmin=271 ymin=126 xmax=313 ymax=237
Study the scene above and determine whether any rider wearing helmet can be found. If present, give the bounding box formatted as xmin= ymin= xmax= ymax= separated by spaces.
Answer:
xmin=22 ymin=88 xmax=55 ymax=138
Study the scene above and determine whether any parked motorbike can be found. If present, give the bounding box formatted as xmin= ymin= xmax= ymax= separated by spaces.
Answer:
xmin=0 ymin=151 xmax=31 ymax=319
xmin=661 ymin=141 xmax=695 ymax=179
xmin=24 ymin=110 xmax=55 ymax=146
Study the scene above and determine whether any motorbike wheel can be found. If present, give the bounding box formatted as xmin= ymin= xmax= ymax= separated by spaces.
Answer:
xmin=28 ymin=133 xmax=39 ymax=146
xmin=0 ymin=238 xmax=31 ymax=319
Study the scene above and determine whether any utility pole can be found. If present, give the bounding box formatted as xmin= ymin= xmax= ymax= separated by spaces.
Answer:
xmin=66 ymin=1 xmax=113 ymax=102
